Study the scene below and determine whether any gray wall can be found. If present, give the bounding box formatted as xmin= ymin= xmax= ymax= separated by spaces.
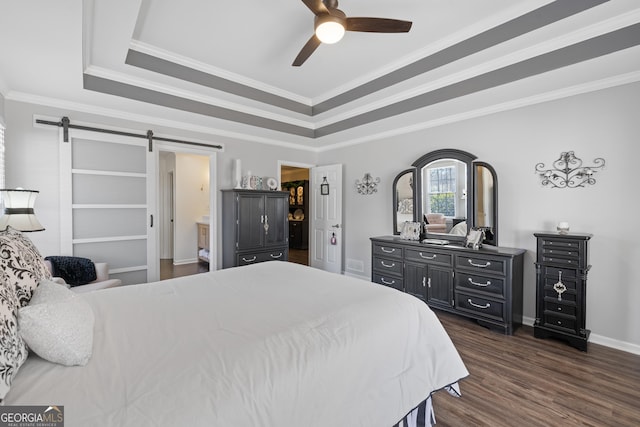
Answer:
xmin=3 ymin=82 xmax=639 ymax=352
xmin=318 ymin=81 xmax=640 ymax=351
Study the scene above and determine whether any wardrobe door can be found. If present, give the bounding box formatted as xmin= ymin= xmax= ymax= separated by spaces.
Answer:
xmin=61 ymin=129 xmax=150 ymax=285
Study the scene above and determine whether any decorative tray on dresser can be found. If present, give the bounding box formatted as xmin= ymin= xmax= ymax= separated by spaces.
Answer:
xmin=371 ymin=236 xmax=525 ymax=335
xmin=533 ymin=232 xmax=592 ymax=351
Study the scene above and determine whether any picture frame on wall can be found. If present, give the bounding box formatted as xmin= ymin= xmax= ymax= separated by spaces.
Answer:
xmin=320 ymin=177 xmax=330 ymax=195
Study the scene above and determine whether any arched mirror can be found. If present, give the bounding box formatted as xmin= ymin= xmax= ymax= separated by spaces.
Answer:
xmin=392 ymin=168 xmax=416 ymax=235
xmin=392 ymin=149 xmax=498 ymax=246
xmin=473 ymin=162 xmax=498 ymax=246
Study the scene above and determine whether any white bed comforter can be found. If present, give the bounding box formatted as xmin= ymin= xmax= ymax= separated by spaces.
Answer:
xmin=6 ymin=262 xmax=468 ymax=427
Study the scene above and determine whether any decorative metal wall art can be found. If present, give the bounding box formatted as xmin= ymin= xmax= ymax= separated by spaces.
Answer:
xmin=535 ymin=151 xmax=605 ymax=188
xmin=355 ymin=173 xmax=380 ymax=195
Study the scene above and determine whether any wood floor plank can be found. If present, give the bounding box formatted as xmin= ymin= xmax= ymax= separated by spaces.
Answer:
xmin=431 ymin=311 xmax=640 ymax=427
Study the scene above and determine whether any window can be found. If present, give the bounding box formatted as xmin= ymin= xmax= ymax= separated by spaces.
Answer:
xmin=427 ymin=166 xmax=456 ymax=217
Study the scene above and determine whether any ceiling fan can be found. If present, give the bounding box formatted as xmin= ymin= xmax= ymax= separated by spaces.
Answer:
xmin=293 ymin=0 xmax=412 ymax=66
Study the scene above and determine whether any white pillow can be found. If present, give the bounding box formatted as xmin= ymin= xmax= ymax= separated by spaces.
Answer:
xmin=18 ymin=281 xmax=94 ymax=366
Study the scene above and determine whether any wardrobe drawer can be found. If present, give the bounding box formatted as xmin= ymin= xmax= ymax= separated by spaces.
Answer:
xmin=455 ymin=272 xmax=505 ymax=297
xmin=405 ymin=249 xmax=452 ymax=266
xmin=455 ymin=292 xmax=505 ymax=322
xmin=372 ymin=243 xmax=403 ymax=260
xmin=456 ymin=255 xmax=506 ymax=276
xmin=372 ymin=256 xmax=403 ymax=276
xmin=544 ymin=266 xmax=578 ymax=279
xmin=237 ymin=248 xmax=288 ymax=266
xmin=372 ymin=273 xmax=403 ymax=291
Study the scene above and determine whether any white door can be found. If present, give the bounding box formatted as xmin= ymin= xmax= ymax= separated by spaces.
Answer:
xmin=60 ymin=129 xmax=151 ymax=285
xmin=310 ymin=164 xmax=343 ymax=274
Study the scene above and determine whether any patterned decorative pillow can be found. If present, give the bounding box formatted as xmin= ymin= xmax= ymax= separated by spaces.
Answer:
xmin=0 ymin=226 xmax=52 ymax=307
xmin=0 ymin=272 xmax=29 ymax=401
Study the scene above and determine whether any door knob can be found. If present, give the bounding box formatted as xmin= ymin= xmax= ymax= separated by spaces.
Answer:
xmin=332 ymin=224 xmax=341 ymax=228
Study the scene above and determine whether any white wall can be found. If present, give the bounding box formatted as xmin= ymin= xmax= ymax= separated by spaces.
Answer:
xmin=173 ymin=153 xmax=210 ymax=264
xmin=3 ymin=82 xmax=639 ymax=352
xmin=318 ymin=81 xmax=640 ymax=352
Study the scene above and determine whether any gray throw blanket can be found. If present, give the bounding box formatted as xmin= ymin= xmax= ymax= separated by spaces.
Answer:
xmin=45 ymin=256 xmax=97 ymax=286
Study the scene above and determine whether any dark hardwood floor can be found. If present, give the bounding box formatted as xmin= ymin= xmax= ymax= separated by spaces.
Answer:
xmin=431 ymin=311 xmax=640 ymax=426
xmin=288 ymin=248 xmax=308 ymax=266
xmin=159 ymin=259 xmax=209 ymax=280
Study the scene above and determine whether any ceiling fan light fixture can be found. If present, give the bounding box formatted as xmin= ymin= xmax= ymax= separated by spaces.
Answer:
xmin=315 ymin=15 xmax=345 ymax=44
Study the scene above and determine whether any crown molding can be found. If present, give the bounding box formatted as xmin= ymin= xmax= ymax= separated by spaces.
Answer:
xmin=84 ymin=65 xmax=316 ymax=129
xmin=315 ymin=71 xmax=640 ymax=152
xmin=129 ymin=40 xmax=312 ymax=107
xmin=5 ymin=91 xmax=318 ymax=153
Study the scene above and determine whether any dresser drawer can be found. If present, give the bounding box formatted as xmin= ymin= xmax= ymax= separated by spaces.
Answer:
xmin=405 ymin=249 xmax=452 ymax=266
xmin=372 ymin=243 xmax=403 ymax=260
xmin=542 ymin=255 xmax=580 ymax=267
xmin=544 ymin=312 xmax=577 ymax=332
xmin=237 ymin=248 xmax=287 ymax=266
xmin=544 ymin=299 xmax=576 ymax=317
xmin=455 ymin=292 xmax=505 ymax=322
xmin=544 ymin=266 xmax=578 ymax=280
xmin=455 ymin=272 xmax=505 ymax=297
xmin=372 ymin=256 xmax=403 ymax=276
xmin=456 ymin=255 xmax=506 ymax=276
xmin=542 ymin=247 xmax=580 ymax=260
xmin=541 ymin=239 xmax=580 ymax=250
xmin=543 ymin=275 xmax=577 ymax=291
xmin=372 ymin=273 xmax=403 ymax=291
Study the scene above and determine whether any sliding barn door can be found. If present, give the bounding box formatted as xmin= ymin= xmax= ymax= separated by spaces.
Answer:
xmin=59 ymin=129 xmax=153 ymax=285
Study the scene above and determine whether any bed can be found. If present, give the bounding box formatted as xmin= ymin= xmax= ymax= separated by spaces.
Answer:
xmin=3 ymin=247 xmax=468 ymax=426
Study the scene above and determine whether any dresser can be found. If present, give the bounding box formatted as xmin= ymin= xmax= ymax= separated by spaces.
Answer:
xmin=371 ymin=236 xmax=525 ymax=334
xmin=533 ymin=232 xmax=592 ymax=351
xmin=221 ymin=190 xmax=289 ymax=268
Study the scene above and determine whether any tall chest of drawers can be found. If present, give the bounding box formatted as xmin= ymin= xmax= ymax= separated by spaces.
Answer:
xmin=533 ymin=232 xmax=592 ymax=351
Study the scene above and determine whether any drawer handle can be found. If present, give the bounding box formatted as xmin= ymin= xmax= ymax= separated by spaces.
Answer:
xmin=381 ymin=247 xmax=396 ymax=253
xmin=467 ymin=299 xmax=491 ymax=309
xmin=380 ymin=278 xmax=396 ymax=285
xmin=468 ymin=259 xmax=491 ymax=268
xmin=380 ymin=261 xmax=396 ymax=268
xmin=270 ymin=253 xmax=283 ymax=259
xmin=468 ymin=278 xmax=491 ymax=287
xmin=419 ymin=253 xmax=436 ymax=260
xmin=242 ymin=256 xmax=257 ymax=262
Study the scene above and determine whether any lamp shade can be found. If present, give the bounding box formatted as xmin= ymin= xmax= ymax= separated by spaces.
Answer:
xmin=0 ymin=189 xmax=45 ymax=232
xmin=315 ymin=14 xmax=345 ymax=44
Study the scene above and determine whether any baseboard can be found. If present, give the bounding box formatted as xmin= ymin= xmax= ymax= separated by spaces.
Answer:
xmin=173 ymin=258 xmax=198 ymax=266
xmin=522 ymin=316 xmax=640 ymax=356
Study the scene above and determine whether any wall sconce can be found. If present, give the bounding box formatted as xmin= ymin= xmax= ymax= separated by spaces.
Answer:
xmin=355 ymin=173 xmax=380 ymax=195
xmin=535 ymin=151 xmax=605 ymax=188
xmin=0 ymin=189 xmax=45 ymax=232
xmin=320 ymin=177 xmax=330 ymax=195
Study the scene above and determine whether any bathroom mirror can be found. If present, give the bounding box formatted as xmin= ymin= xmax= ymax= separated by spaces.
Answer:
xmin=392 ymin=149 xmax=498 ymax=246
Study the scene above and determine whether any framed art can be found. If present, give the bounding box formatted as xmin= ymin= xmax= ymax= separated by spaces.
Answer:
xmin=465 ymin=228 xmax=485 ymax=250
xmin=320 ymin=177 xmax=330 ymax=195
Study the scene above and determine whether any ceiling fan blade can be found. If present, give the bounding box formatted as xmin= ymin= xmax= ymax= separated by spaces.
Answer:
xmin=292 ymin=35 xmax=322 ymax=66
xmin=346 ymin=17 xmax=412 ymax=33
xmin=302 ymin=0 xmax=330 ymax=16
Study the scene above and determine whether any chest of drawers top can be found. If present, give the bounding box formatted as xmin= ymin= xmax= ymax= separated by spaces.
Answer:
xmin=534 ymin=232 xmax=592 ymax=269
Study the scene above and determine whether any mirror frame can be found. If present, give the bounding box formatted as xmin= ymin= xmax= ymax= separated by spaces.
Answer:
xmin=473 ymin=161 xmax=498 ymax=246
xmin=392 ymin=168 xmax=417 ymax=235
xmin=391 ymin=148 xmax=499 ymax=246
xmin=413 ymin=149 xmax=477 ymax=242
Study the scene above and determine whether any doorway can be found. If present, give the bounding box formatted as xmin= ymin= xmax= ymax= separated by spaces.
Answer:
xmin=280 ymin=164 xmax=311 ymax=266
xmin=159 ymin=151 xmax=212 ymax=279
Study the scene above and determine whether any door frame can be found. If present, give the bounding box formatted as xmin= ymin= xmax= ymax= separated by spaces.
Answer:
xmin=149 ymin=142 xmax=218 ymax=281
